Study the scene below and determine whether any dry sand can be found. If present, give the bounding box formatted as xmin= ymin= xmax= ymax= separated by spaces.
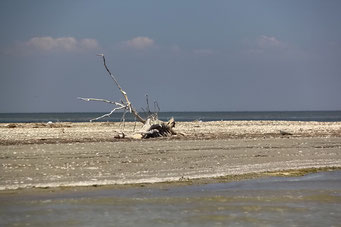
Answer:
xmin=0 ymin=121 xmax=341 ymax=190
xmin=1 ymin=120 xmax=341 ymax=145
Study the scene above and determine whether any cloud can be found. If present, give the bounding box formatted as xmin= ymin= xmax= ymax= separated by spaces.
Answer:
xmin=120 ymin=36 xmax=155 ymax=50
xmin=20 ymin=36 xmax=99 ymax=53
xmin=241 ymin=35 xmax=311 ymax=62
xmin=242 ymin=35 xmax=288 ymax=56
xmin=257 ymin=35 xmax=286 ymax=49
xmin=79 ymin=38 xmax=100 ymax=49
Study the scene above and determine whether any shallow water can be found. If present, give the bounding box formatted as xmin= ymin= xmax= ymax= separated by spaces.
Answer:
xmin=1 ymin=171 xmax=340 ymax=226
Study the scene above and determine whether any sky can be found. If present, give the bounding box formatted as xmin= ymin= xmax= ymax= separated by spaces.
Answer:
xmin=0 ymin=0 xmax=340 ymax=113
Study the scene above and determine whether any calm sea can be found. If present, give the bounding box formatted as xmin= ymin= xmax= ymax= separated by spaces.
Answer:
xmin=0 ymin=111 xmax=340 ymax=123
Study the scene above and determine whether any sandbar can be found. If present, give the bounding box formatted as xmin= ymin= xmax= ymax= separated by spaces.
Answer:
xmin=0 ymin=121 xmax=340 ymax=191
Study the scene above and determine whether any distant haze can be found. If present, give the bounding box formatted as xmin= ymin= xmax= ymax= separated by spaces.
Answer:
xmin=1 ymin=0 xmax=340 ymax=113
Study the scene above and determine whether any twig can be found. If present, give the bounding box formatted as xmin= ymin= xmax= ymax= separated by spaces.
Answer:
xmin=78 ymin=97 xmax=124 ymax=107
xmin=133 ymin=117 xmax=137 ymax=132
xmin=89 ymin=106 xmax=126 ymax=122
xmin=119 ymin=110 xmax=127 ymax=129
xmin=145 ymin=94 xmax=151 ymax=114
xmin=154 ymin=100 xmax=160 ymax=114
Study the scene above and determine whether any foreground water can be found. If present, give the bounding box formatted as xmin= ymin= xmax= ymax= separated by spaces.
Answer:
xmin=1 ymin=171 xmax=340 ymax=226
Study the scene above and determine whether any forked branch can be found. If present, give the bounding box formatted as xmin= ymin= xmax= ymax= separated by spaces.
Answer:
xmin=79 ymin=54 xmax=146 ymax=124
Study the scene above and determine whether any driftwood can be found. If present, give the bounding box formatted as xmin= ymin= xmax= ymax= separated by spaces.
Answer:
xmin=279 ymin=130 xmax=293 ymax=136
xmin=79 ymin=54 xmax=176 ymax=138
xmin=141 ymin=117 xmax=176 ymax=138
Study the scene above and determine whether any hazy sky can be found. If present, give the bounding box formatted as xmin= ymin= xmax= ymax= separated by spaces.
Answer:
xmin=0 ymin=0 xmax=340 ymax=113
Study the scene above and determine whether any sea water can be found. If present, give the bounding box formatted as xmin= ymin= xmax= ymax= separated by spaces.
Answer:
xmin=0 ymin=111 xmax=341 ymax=123
xmin=1 ymin=171 xmax=340 ymax=226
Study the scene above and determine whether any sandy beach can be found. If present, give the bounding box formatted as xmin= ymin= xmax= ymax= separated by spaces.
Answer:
xmin=1 ymin=121 xmax=341 ymax=190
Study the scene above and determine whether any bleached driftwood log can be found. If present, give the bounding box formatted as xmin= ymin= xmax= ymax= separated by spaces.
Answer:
xmin=79 ymin=54 xmax=176 ymax=138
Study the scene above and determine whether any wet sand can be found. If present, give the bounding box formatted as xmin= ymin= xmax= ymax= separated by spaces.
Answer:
xmin=0 ymin=121 xmax=341 ymax=191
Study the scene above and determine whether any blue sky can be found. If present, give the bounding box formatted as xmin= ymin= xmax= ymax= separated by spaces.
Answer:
xmin=0 ymin=0 xmax=340 ymax=112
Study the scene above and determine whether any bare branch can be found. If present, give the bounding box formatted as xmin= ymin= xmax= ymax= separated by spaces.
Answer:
xmin=119 ymin=110 xmax=128 ymax=128
xmin=154 ymin=100 xmax=160 ymax=113
xmin=145 ymin=94 xmax=151 ymax=114
xmin=78 ymin=97 xmax=123 ymax=107
xmin=97 ymin=54 xmax=123 ymax=94
xmin=96 ymin=54 xmax=146 ymax=124
xmin=89 ymin=106 xmax=126 ymax=122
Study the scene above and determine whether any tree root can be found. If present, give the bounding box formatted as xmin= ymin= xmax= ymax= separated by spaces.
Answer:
xmin=142 ymin=117 xmax=176 ymax=138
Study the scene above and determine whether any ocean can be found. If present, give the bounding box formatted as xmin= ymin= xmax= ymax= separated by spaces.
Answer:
xmin=0 ymin=111 xmax=340 ymax=123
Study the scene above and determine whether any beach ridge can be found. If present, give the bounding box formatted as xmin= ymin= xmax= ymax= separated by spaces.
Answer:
xmin=1 ymin=121 xmax=340 ymax=191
